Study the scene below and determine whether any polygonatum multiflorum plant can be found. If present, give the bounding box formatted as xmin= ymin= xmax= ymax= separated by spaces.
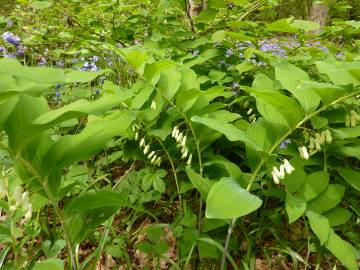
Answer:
xmin=0 ymin=42 xmax=359 ymax=269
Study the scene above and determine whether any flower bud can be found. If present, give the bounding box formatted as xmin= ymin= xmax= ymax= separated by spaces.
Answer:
xmin=309 ymin=137 xmax=315 ymax=149
xmin=278 ymin=165 xmax=285 ymax=179
xmin=148 ymin=151 xmax=155 ymax=159
xmin=314 ymin=136 xmax=321 ymax=151
xmin=135 ymin=132 xmax=139 ymax=141
xmin=177 ymin=133 xmax=183 ymax=144
xmin=325 ymin=130 xmax=332 ymax=143
xmin=171 ymin=126 xmax=178 ymax=138
xmin=283 ymin=159 xmax=295 ymax=174
xmin=181 ymin=135 xmax=187 ymax=148
xmin=150 ymin=154 xmax=157 ymax=164
xmin=155 ymin=157 xmax=161 ymax=167
xmin=143 ymin=145 xmax=150 ymax=155
xmin=319 ymin=132 xmax=326 ymax=145
xmin=181 ymin=148 xmax=188 ymax=159
xmin=271 ymin=170 xmax=280 ymax=184
xmin=345 ymin=114 xmax=351 ymax=127
xmin=139 ymin=138 xmax=145 ymax=148
xmin=24 ymin=204 xmax=32 ymax=221
xmin=350 ymin=114 xmax=357 ymax=127
xmin=298 ymin=146 xmax=309 ymax=160
xmin=13 ymin=186 xmax=23 ymax=207
xmin=187 ymin=154 xmax=193 ymax=165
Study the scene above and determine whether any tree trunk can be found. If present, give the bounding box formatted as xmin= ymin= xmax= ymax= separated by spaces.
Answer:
xmin=309 ymin=2 xmax=329 ymax=30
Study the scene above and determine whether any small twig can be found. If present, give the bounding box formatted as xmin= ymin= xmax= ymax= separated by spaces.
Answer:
xmin=112 ymin=162 xmax=136 ymax=190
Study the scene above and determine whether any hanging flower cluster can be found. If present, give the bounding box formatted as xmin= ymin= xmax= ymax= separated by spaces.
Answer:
xmin=345 ymin=110 xmax=360 ymax=127
xmin=133 ymin=124 xmax=161 ymax=166
xmin=308 ymin=130 xmax=332 ymax=154
xmin=271 ymin=159 xmax=295 ymax=184
xmin=0 ymin=179 xmax=32 ymax=222
xmin=171 ymin=126 xmax=192 ymax=165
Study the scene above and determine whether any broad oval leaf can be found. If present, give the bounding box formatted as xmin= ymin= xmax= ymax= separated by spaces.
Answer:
xmin=307 ymin=184 xmax=346 ymax=214
xmin=296 ymin=171 xmax=329 ymax=201
xmin=323 ymin=207 xmax=352 ymax=227
xmin=191 ymin=115 xmax=262 ymax=151
xmin=285 ymin=193 xmax=306 ymax=223
xmin=206 ymin=178 xmax=262 ymax=219
xmin=306 ymin=210 xmax=330 ymax=245
xmin=337 ymin=168 xmax=360 ymax=192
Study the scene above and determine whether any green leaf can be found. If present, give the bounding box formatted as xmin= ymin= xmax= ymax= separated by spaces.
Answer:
xmin=64 ymin=69 xmax=113 ymax=83
xmin=296 ymin=171 xmax=329 ymax=201
xmin=183 ymin=49 xmax=221 ymax=68
xmin=323 ymin=207 xmax=352 ymax=227
xmin=206 ymin=178 xmax=262 ymax=219
xmin=253 ymin=90 xmax=304 ymax=130
xmin=0 ymin=58 xmax=109 ymax=84
xmin=275 ymin=62 xmax=321 ymax=114
xmin=146 ymin=225 xmax=164 ymax=243
xmin=41 ymin=112 xmax=133 ymax=175
xmin=252 ymin=74 xmax=280 ymax=92
xmin=291 ymin=20 xmax=320 ymax=32
xmin=282 ymin=164 xmax=306 ymax=193
xmin=41 ymin=240 xmax=66 ymax=258
xmin=307 ymin=184 xmax=346 ymax=214
xmin=186 ymin=166 xmax=214 ymax=200
xmin=316 ymin=61 xmax=360 ymax=86
xmin=267 ymin=18 xmax=299 ymax=33
xmin=332 ymin=126 xmax=360 ymax=139
xmin=306 ymin=211 xmax=330 ymax=245
xmin=191 ymin=115 xmax=262 ymax=150
xmin=337 ymin=168 xmax=360 ymax=192
xmin=153 ymin=178 xmax=165 ymax=193
xmin=198 ymin=240 xmax=218 ymax=259
xmin=308 ymin=212 xmax=358 ymax=270
xmin=325 ymin=230 xmax=358 ymax=270
xmin=30 ymin=1 xmax=52 ymax=10
xmin=301 ymin=81 xmax=347 ymax=106
xmin=285 ymin=193 xmax=306 ymax=223
xmin=16 ymin=92 xmax=132 ymax=152
xmin=65 ymin=190 xmax=128 ymax=211
xmin=118 ymin=48 xmax=149 ymax=75
xmin=32 ymin=259 xmax=64 ymax=270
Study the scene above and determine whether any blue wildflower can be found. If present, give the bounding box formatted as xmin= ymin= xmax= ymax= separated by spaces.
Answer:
xmin=16 ymin=46 xmax=25 ymax=57
xmin=2 ymin=32 xmax=20 ymax=46
xmin=225 ymin=48 xmax=234 ymax=57
xmin=5 ymin=53 xmax=16 ymax=58
xmin=279 ymin=139 xmax=291 ymax=149
xmin=92 ymin=55 xmax=99 ymax=62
